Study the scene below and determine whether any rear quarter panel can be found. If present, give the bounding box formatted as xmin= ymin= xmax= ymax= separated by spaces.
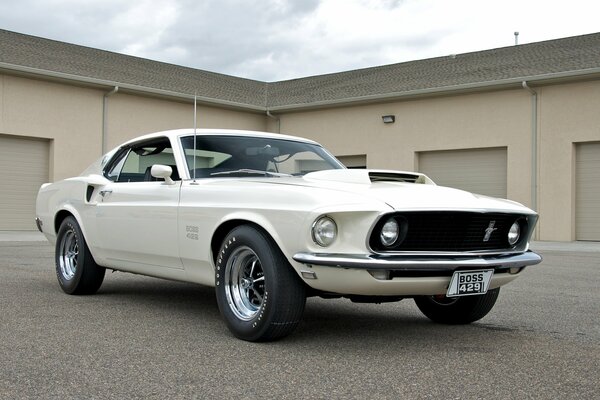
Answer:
xmin=36 ymin=177 xmax=102 ymax=253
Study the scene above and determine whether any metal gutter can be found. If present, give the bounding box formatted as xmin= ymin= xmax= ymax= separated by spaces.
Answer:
xmin=266 ymin=110 xmax=281 ymax=133
xmin=2 ymin=61 xmax=600 ymax=113
xmin=267 ymin=67 xmax=600 ymax=112
xmin=102 ymin=86 xmax=119 ymax=154
xmin=0 ymin=61 xmax=266 ymax=112
xmin=522 ymin=81 xmax=538 ymax=215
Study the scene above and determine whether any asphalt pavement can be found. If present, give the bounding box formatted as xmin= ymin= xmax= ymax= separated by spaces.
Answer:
xmin=0 ymin=238 xmax=598 ymax=399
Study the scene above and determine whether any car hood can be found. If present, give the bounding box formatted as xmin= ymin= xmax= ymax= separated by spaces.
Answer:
xmin=262 ymin=169 xmax=533 ymax=214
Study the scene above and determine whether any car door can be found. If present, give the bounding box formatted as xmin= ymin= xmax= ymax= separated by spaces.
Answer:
xmin=95 ymin=137 xmax=183 ymax=271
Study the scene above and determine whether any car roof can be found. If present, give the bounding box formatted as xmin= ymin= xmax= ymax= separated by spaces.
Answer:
xmin=121 ymin=129 xmax=321 ymax=147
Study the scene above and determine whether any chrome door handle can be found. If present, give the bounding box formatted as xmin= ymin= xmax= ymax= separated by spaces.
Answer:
xmin=99 ymin=189 xmax=113 ymax=198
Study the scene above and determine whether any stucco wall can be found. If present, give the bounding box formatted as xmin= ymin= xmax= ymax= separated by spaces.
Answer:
xmin=275 ymin=89 xmax=534 ymax=211
xmin=3 ymin=70 xmax=600 ymax=240
xmin=0 ymin=74 xmax=266 ymax=181
xmin=538 ymin=80 xmax=600 ymax=241
xmin=0 ymin=74 xmax=102 ymax=181
xmin=105 ymin=93 xmax=266 ymax=150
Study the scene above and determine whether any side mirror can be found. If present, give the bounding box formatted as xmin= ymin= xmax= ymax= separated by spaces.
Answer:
xmin=151 ymin=164 xmax=175 ymax=185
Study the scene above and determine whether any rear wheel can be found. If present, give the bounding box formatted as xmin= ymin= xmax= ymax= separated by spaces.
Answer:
xmin=215 ymin=225 xmax=306 ymax=342
xmin=55 ymin=216 xmax=105 ymax=295
xmin=414 ymin=288 xmax=500 ymax=324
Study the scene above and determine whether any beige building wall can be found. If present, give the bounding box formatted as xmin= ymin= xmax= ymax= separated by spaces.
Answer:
xmin=0 ymin=74 xmax=102 ymax=181
xmin=3 ymin=70 xmax=600 ymax=240
xmin=275 ymin=89 xmax=534 ymax=211
xmin=105 ymin=94 xmax=266 ymax=150
xmin=538 ymin=80 xmax=600 ymax=241
xmin=0 ymin=74 xmax=266 ymax=181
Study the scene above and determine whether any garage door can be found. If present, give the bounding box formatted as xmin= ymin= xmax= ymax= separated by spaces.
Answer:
xmin=576 ymin=142 xmax=600 ymax=241
xmin=337 ymin=154 xmax=367 ymax=169
xmin=0 ymin=135 xmax=49 ymax=230
xmin=418 ymin=147 xmax=507 ymax=198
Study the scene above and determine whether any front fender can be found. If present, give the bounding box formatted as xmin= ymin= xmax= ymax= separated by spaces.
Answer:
xmin=213 ymin=210 xmax=306 ymax=268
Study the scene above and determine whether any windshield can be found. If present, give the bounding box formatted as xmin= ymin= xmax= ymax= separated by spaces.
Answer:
xmin=180 ymin=135 xmax=344 ymax=178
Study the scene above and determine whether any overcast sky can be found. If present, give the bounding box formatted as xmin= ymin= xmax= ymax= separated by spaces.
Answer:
xmin=1 ymin=0 xmax=599 ymax=82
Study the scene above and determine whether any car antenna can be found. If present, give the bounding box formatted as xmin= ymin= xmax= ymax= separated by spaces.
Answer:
xmin=193 ymin=92 xmax=197 ymax=182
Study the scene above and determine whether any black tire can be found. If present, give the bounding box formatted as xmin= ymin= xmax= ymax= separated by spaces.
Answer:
xmin=414 ymin=288 xmax=500 ymax=324
xmin=215 ymin=225 xmax=306 ymax=342
xmin=55 ymin=216 xmax=105 ymax=295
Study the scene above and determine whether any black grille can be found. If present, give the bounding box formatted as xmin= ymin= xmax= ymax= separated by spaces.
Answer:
xmin=370 ymin=212 xmax=529 ymax=252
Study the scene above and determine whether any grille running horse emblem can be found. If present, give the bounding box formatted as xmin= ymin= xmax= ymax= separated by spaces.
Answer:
xmin=483 ymin=221 xmax=497 ymax=242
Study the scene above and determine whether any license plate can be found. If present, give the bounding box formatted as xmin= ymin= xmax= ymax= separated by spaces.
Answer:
xmin=447 ymin=269 xmax=494 ymax=297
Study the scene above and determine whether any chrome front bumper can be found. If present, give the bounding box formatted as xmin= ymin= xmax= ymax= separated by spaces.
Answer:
xmin=293 ymin=250 xmax=542 ymax=271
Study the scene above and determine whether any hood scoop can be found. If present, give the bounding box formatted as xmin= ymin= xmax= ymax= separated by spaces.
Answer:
xmin=368 ymin=171 xmax=433 ymax=184
xmin=304 ymin=169 xmax=435 ymax=185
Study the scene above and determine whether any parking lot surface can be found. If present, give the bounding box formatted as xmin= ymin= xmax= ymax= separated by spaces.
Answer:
xmin=1 ymin=240 xmax=598 ymax=399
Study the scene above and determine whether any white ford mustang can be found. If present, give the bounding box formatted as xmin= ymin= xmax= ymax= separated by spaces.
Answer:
xmin=36 ymin=129 xmax=542 ymax=341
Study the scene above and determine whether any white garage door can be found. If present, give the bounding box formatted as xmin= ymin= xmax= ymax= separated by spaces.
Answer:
xmin=418 ymin=147 xmax=507 ymax=198
xmin=576 ymin=142 xmax=600 ymax=241
xmin=0 ymin=135 xmax=49 ymax=230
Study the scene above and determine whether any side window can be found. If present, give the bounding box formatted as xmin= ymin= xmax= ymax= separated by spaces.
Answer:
xmin=105 ymin=149 xmax=129 ymax=182
xmin=104 ymin=138 xmax=178 ymax=182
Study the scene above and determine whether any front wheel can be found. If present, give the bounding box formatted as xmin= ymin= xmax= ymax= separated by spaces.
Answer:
xmin=414 ymin=288 xmax=500 ymax=324
xmin=55 ymin=216 xmax=105 ymax=295
xmin=215 ymin=225 xmax=306 ymax=342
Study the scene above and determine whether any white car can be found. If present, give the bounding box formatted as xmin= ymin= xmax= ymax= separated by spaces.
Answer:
xmin=36 ymin=129 xmax=542 ymax=341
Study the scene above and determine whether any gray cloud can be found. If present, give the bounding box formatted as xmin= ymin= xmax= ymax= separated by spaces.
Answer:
xmin=154 ymin=0 xmax=323 ymax=79
xmin=1 ymin=0 xmax=598 ymax=81
xmin=0 ymin=0 xmax=413 ymax=80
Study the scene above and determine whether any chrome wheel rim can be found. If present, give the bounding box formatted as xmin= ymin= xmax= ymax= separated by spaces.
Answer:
xmin=224 ymin=246 xmax=265 ymax=321
xmin=58 ymin=228 xmax=78 ymax=280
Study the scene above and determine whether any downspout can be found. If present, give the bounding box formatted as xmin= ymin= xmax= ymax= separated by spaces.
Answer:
xmin=522 ymin=81 xmax=538 ymax=216
xmin=102 ymin=86 xmax=119 ymax=154
xmin=266 ymin=110 xmax=281 ymax=133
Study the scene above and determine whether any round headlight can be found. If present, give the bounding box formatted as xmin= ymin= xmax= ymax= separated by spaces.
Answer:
xmin=508 ymin=221 xmax=521 ymax=246
xmin=380 ymin=218 xmax=400 ymax=247
xmin=312 ymin=216 xmax=337 ymax=247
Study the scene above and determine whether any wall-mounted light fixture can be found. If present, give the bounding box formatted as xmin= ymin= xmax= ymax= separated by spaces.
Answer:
xmin=382 ymin=115 xmax=395 ymax=124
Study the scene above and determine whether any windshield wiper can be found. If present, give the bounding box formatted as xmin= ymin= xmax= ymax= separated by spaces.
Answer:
xmin=210 ymin=169 xmax=292 ymax=177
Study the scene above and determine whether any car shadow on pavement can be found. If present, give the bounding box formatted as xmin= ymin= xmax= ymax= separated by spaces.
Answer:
xmin=58 ymin=273 xmax=522 ymax=345
xmin=284 ymin=297 xmax=523 ymax=349
xmin=87 ymin=274 xmax=222 ymax=318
